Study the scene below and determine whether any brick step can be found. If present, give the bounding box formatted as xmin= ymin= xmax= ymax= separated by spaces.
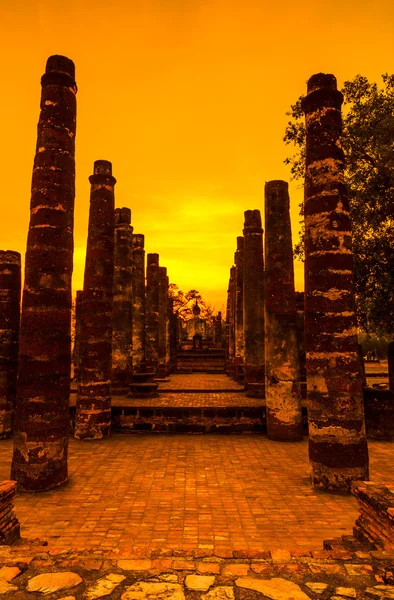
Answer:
xmin=68 ymin=404 xmax=310 ymax=435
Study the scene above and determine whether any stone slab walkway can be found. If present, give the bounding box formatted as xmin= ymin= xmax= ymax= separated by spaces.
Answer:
xmin=1 ymin=541 xmax=393 ymax=600
xmin=157 ymin=375 xmax=244 ymax=392
xmin=1 ymin=435 xmax=393 ymax=556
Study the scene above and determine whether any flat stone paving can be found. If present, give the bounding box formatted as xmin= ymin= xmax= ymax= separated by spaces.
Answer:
xmin=1 ymin=435 xmax=393 ymax=556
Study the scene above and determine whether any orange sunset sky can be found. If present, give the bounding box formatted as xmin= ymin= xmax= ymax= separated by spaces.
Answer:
xmin=1 ymin=0 xmax=394 ymax=312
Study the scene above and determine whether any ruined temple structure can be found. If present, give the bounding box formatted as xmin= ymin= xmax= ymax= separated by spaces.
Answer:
xmin=112 ymin=207 xmax=133 ymax=394
xmin=0 ymin=251 xmax=21 ymax=439
xmin=234 ymin=237 xmax=245 ymax=382
xmin=225 ymin=267 xmax=236 ymax=377
xmin=73 ymin=290 xmax=83 ymax=382
xmin=158 ymin=266 xmax=169 ymax=377
xmin=302 ymin=73 xmax=369 ymax=492
xmin=145 ymin=253 xmax=160 ymax=374
xmin=243 ymin=210 xmax=265 ymax=397
xmin=75 ymin=160 xmax=115 ymax=440
xmin=131 ymin=234 xmax=146 ymax=374
xmin=388 ymin=341 xmax=394 ymax=391
xmin=11 ymin=55 xmax=77 ymax=492
xmin=264 ymin=181 xmax=303 ymax=441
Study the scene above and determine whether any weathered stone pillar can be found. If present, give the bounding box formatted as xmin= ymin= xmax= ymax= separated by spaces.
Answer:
xmin=168 ymin=298 xmax=177 ymax=373
xmin=295 ymin=291 xmax=307 ymax=401
xmin=243 ymin=210 xmax=265 ymax=397
xmin=264 ymin=180 xmax=303 ymax=441
xmin=226 ymin=266 xmax=236 ymax=377
xmin=131 ymin=234 xmax=146 ymax=374
xmin=158 ymin=266 xmax=169 ymax=377
xmin=234 ymin=237 xmax=245 ymax=381
xmin=145 ymin=253 xmax=160 ymax=374
xmin=302 ymin=73 xmax=369 ymax=492
xmin=73 ymin=290 xmax=83 ymax=382
xmin=0 ymin=251 xmax=21 ymax=439
xmin=11 ymin=55 xmax=77 ymax=492
xmin=112 ymin=207 xmax=133 ymax=394
xmin=388 ymin=342 xmax=394 ymax=391
xmin=214 ymin=312 xmax=222 ymax=348
xmin=75 ymin=160 xmax=115 ymax=439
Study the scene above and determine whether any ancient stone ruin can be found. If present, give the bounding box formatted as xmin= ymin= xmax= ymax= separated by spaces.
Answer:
xmin=75 ymin=160 xmax=116 ymax=440
xmin=11 ymin=55 xmax=77 ymax=492
xmin=301 ymin=73 xmax=369 ymax=492
xmin=243 ymin=210 xmax=265 ymax=397
xmin=264 ymin=180 xmax=303 ymax=441
xmin=0 ymin=251 xmax=21 ymax=440
xmin=112 ymin=207 xmax=133 ymax=394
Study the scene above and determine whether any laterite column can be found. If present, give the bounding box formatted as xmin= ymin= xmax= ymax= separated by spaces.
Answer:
xmin=302 ymin=73 xmax=369 ymax=492
xmin=234 ymin=237 xmax=245 ymax=381
xmin=243 ymin=210 xmax=265 ymax=397
xmin=264 ymin=181 xmax=303 ymax=441
xmin=0 ymin=251 xmax=21 ymax=439
xmin=146 ymin=253 xmax=160 ymax=374
xmin=226 ymin=266 xmax=236 ymax=377
xmin=112 ymin=207 xmax=133 ymax=393
xmin=131 ymin=234 xmax=146 ymax=374
xmin=158 ymin=266 xmax=169 ymax=377
xmin=75 ymin=160 xmax=115 ymax=439
xmin=73 ymin=290 xmax=83 ymax=382
xmin=388 ymin=342 xmax=394 ymax=391
xmin=11 ymin=55 xmax=77 ymax=492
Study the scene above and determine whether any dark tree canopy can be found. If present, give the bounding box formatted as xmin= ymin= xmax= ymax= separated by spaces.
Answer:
xmin=283 ymin=74 xmax=394 ymax=334
xmin=168 ymin=284 xmax=215 ymax=326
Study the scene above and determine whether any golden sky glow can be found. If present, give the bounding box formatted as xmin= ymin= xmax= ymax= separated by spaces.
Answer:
xmin=1 ymin=0 xmax=394 ymax=312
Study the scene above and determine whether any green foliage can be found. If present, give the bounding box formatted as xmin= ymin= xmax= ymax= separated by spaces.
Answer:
xmin=283 ymin=74 xmax=394 ymax=334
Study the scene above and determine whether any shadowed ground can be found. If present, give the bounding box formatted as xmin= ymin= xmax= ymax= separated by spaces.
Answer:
xmin=0 ymin=434 xmax=393 ymax=555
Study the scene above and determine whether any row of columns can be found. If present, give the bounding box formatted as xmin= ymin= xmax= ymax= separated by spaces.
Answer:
xmin=0 ymin=55 xmax=372 ymax=495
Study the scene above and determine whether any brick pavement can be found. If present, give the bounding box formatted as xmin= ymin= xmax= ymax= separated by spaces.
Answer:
xmin=70 ymin=393 xmax=262 ymax=408
xmin=1 ymin=435 xmax=393 ymax=556
xmin=157 ymin=374 xmax=244 ymax=391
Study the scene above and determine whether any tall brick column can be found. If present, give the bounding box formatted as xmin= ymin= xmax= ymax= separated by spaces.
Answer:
xmin=73 ymin=290 xmax=83 ymax=382
xmin=11 ymin=55 xmax=77 ymax=492
xmin=234 ymin=237 xmax=245 ymax=381
xmin=301 ymin=73 xmax=369 ymax=492
xmin=112 ymin=207 xmax=133 ymax=394
xmin=226 ymin=266 xmax=236 ymax=377
xmin=131 ymin=234 xmax=146 ymax=374
xmin=388 ymin=342 xmax=394 ymax=391
xmin=75 ymin=160 xmax=115 ymax=439
xmin=264 ymin=180 xmax=303 ymax=441
xmin=243 ymin=210 xmax=265 ymax=397
xmin=168 ymin=297 xmax=177 ymax=373
xmin=158 ymin=266 xmax=169 ymax=377
xmin=146 ymin=253 xmax=160 ymax=374
xmin=0 ymin=251 xmax=21 ymax=439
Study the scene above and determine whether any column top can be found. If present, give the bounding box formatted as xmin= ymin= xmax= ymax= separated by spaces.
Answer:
xmin=114 ymin=207 xmax=132 ymax=225
xmin=0 ymin=250 xmax=21 ymax=260
xmin=147 ymin=253 xmax=159 ymax=266
xmin=307 ymin=73 xmax=338 ymax=94
xmin=132 ymin=233 xmax=145 ymax=247
xmin=244 ymin=209 xmax=262 ymax=229
xmin=236 ymin=236 xmax=244 ymax=250
xmin=45 ymin=55 xmax=75 ymax=80
xmin=160 ymin=266 xmax=167 ymax=276
xmin=265 ymin=180 xmax=288 ymax=191
xmin=94 ymin=160 xmax=113 ymax=175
